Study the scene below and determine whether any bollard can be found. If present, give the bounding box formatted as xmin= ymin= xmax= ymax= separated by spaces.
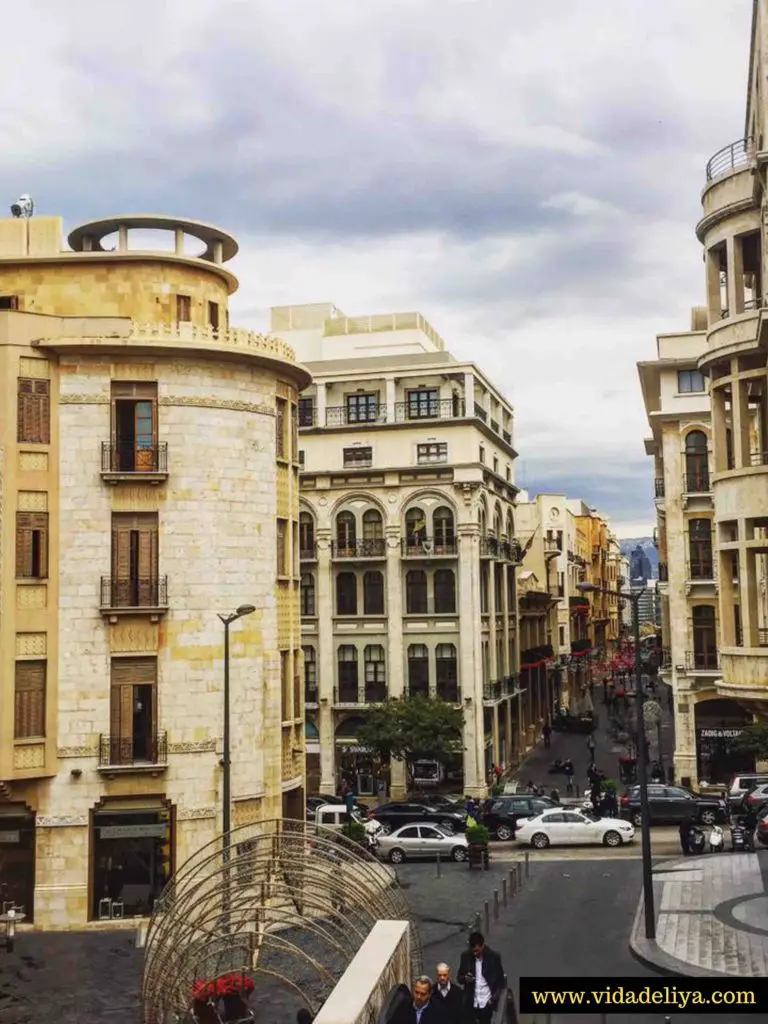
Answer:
xmin=525 ymin=851 xmax=530 ymax=878
xmin=484 ymin=899 xmax=490 ymax=935
xmin=502 ymin=879 xmax=508 ymax=907
xmin=436 ymin=853 xmax=441 ymax=879
xmin=473 ymin=912 xmax=481 ymax=933
xmin=493 ymin=889 xmax=499 ymax=920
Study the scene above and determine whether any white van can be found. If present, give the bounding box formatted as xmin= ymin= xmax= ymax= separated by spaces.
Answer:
xmin=314 ymin=803 xmax=381 ymax=838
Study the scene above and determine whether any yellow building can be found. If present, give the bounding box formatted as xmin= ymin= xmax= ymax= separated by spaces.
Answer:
xmin=0 ymin=212 xmax=309 ymax=928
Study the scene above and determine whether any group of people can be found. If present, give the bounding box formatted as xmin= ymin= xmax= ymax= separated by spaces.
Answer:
xmin=392 ymin=932 xmax=505 ymax=1023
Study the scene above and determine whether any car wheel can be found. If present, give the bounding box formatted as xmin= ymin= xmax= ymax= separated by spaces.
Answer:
xmin=377 ymin=823 xmax=391 ymax=836
xmin=388 ymin=847 xmax=406 ymax=864
xmin=700 ymin=809 xmax=717 ymax=826
xmin=531 ymin=832 xmax=550 ymax=849
xmin=496 ymin=823 xmax=514 ymax=841
xmin=451 ymin=846 xmax=467 ymax=862
xmin=603 ymin=830 xmax=622 ymax=848
xmin=632 ymin=811 xmax=642 ymax=827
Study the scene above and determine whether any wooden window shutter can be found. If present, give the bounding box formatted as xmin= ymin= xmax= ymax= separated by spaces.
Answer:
xmin=14 ymin=661 xmax=46 ymax=738
xmin=16 ymin=515 xmax=32 ymax=577
xmin=111 ymin=657 xmax=157 ymax=686
xmin=37 ymin=513 xmax=49 ymax=578
xmin=17 ymin=379 xmax=50 ymax=444
xmin=111 ymin=381 xmax=158 ymax=399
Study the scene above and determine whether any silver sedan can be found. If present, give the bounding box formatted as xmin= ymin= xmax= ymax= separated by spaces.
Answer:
xmin=376 ymin=823 xmax=468 ymax=864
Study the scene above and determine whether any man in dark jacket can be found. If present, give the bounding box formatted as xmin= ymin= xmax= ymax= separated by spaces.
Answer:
xmin=430 ymin=963 xmax=463 ymax=1023
xmin=458 ymin=932 xmax=505 ymax=1022
xmin=391 ymin=977 xmax=440 ymax=1023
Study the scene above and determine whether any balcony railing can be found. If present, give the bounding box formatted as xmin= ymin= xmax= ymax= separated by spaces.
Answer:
xmin=705 ymin=137 xmax=753 ymax=181
xmin=98 ymin=731 xmax=168 ymax=768
xmin=331 ymin=539 xmax=386 ymax=558
xmin=483 ymin=680 xmax=507 ymax=703
xmin=394 ymin=398 xmax=466 ymax=422
xmin=364 ymin=684 xmax=388 ymax=703
xmin=101 ymin=442 xmax=168 ymax=476
xmin=750 ymin=449 xmax=768 ymax=467
xmin=498 ymin=540 xmax=523 ymax=563
xmin=480 ymin=538 xmax=499 ymax=558
xmin=436 ymin=683 xmax=460 ymax=703
xmin=685 ymin=650 xmax=720 ymax=672
xmin=401 ymin=536 xmax=458 ymax=557
xmin=683 ymin=473 xmax=711 ymax=494
xmin=654 ymin=478 xmax=665 ymax=498
xmin=760 ymin=629 xmax=768 ymax=648
xmin=658 ymin=562 xmax=668 ymax=582
xmin=502 ymin=429 xmax=512 ymax=444
xmin=334 ymin=686 xmax=362 ymax=706
xmin=325 ymin=406 xmax=387 ymax=427
xmin=687 ymin=559 xmax=715 ymax=581
xmin=305 ymin=684 xmax=319 ymax=706
xmin=473 ymin=402 xmax=488 ymax=423
xmin=100 ymin=576 xmax=168 ymax=610
xmin=490 ymin=419 xmax=499 ymax=433
xmin=300 ymin=544 xmax=318 ymax=561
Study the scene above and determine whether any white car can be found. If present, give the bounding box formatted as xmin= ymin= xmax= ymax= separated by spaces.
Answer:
xmin=376 ymin=823 xmax=469 ymax=864
xmin=515 ymin=810 xmax=635 ymax=849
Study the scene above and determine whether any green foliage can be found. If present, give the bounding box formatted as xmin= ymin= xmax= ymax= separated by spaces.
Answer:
xmin=355 ymin=695 xmax=464 ymax=776
xmin=602 ymin=778 xmax=618 ymax=794
xmin=341 ymin=821 xmax=367 ymax=847
xmin=466 ymin=824 xmax=490 ymax=846
xmin=490 ymin=784 xmax=504 ymax=796
xmin=730 ymin=723 xmax=768 ymax=759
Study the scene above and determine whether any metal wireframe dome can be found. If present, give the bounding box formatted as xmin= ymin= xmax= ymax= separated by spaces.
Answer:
xmin=141 ymin=818 xmax=421 ymax=1023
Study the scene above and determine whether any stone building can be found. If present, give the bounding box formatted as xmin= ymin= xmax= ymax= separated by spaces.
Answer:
xmin=0 ymin=213 xmax=309 ymax=928
xmin=272 ymin=303 xmax=523 ymax=798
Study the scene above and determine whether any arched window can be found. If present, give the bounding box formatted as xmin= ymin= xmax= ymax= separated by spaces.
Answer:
xmin=336 ymin=572 xmax=357 ymax=615
xmin=505 ymin=511 xmax=514 ymax=540
xmin=302 ymin=645 xmax=317 ymax=702
xmin=688 ymin=519 xmax=713 ymax=579
xmin=685 ymin=431 xmax=709 ymax=493
xmin=362 ymin=509 xmax=385 ymax=556
xmin=692 ymin=605 xmax=717 ymax=670
xmin=493 ymin=506 xmax=502 ymax=537
xmin=479 ymin=506 xmax=487 ymax=536
xmin=300 ymin=573 xmax=316 ymax=616
xmin=299 ymin=512 xmax=315 ymax=559
xmin=433 ymin=507 xmax=455 ymax=553
xmin=336 ymin=511 xmax=357 ymax=555
xmin=364 ymin=645 xmax=386 ymax=701
xmin=434 ymin=569 xmax=456 ymax=614
xmin=337 ymin=646 xmax=358 ymax=702
xmin=405 ymin=570 xmax=428 ymax=614
xmin=407 ymin=644 xmax=429 ymax=697
xmin=405 ymin=507 xmax=427 ymax=548
xmin=363 ymin=570 xmax=385 ymax=615
xmin=435 ymin=643 xmax=458 ymax=702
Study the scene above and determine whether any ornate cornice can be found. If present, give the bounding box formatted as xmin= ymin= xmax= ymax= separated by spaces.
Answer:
xmin=57 ymin=745 xmax=98 ymax=758
xmin=177 ymin=806 xmax=216 ymax=821
xmin=36 ymin=814 xmax=88 ymax=828
xmin=60 ymin=394 xmax=274 ymax=416
xmin=168 ymin=740 xmax=217 ymax=754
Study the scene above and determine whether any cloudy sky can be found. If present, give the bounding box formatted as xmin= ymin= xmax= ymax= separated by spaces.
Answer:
xmin=2 ymin=0 xmax=753 ymax=534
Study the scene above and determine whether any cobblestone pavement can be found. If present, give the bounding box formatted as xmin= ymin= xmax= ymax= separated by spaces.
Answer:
xmin=631 ymin=849 xmax=768 ymax=977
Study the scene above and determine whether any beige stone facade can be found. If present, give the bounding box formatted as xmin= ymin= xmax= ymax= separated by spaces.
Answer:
xmin=0 ymin=214 xmax=309 ymax=928
xmin=278 ymin=303 xmax=527 ymax=798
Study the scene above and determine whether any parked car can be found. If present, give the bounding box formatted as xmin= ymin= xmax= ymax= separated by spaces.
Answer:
xmin=376 ymin=823 xmax=469 ymax=863
xmin=482 ymin=795 xmax=557 ymax=841
xmin=411 ymin=793 xmax=463 ymax=809
xmin=620 ymin=784 xmax=728 ymax=826
xmin=728 ymin=773 xmax=768 ymax=810
xmin=741 ymin=783 xmax=768 ymax=813
xmin=756 ymin=810 xmax=768 ymax=848
xmin=306 ymin=795 xmax=369 ymax=821
xmin=515 ymin=810 xmax=635 ymax=849
xmin=367 ymin=801 xmax=467 ymax=835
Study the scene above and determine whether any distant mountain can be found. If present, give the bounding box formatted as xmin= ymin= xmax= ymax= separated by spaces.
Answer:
xmin=619 ymin=537 xmax=659 ymax=577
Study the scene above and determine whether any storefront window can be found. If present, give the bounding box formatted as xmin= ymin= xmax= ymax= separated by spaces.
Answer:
xmin=0 ymin=808 xmax=35 ymax=921
xmin=91 ymin=806 xmax=172 ymax=920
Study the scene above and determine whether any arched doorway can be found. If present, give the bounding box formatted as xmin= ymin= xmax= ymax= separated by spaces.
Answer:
xmin=0 ymin=802 xmax=35 ymax=921
xmin=695 ymin=699 xmax=754 ymax=783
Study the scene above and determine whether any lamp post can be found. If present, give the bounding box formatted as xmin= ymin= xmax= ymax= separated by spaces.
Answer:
xmin=218 ymin=605 xmax=257 ymax=858
xmin=577 ymin=582 xmax=655 ymax=940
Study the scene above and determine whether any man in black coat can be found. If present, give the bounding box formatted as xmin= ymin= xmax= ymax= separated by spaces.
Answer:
xmin=430 ymin=963 xmax=463 ymax=1023
xmin=457 ymin=932 xmax=505 ymax=1022
xmin=391 ymin=976 xmax=441 ymax=1023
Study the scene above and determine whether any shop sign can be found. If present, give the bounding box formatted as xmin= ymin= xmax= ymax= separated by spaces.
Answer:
xmin=100 ymin=823 xmax=166 ymax=840
xmin=0 ymin=830 xmax=20 ymax=844
xmin=338 ymin=745 xmax=371 ymax=755
xmin=698 ymin=727 xmax=744 ymax=740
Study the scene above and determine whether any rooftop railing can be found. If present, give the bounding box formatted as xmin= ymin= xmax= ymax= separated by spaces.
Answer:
xmin=705 ymin=138 xmax=753 ymax=182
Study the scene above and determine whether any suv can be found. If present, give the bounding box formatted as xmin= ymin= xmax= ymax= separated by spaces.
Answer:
xmin=483 ymin=795 xmax=557 ymax=841
xmin=368 ymin=801 xmax=467 ymax=835
xmin=621 ymin=784 xmax=728 ymax=826
xmin=728 ymin=774 xmax=768 ymax=811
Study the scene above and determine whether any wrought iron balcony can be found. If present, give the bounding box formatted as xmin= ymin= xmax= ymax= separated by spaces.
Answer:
xmin=100 ymin=576 xmax=169 ymax=612
xmin=401 ymin=536 xmax=458 ymax=557
xmin=98 ymin=732 xmax=168 ymax=769
xmin=479 ymin=537 xmax=499 ymax=558
xmin=683 ymin=472 xmax=711 ymax=494
xmin=705 ymin=137 xmax=752 ymax=181
xmin=687 ymin=559 xmax=715 ymax=581
xmin=490 ymin=418 xmax=499 ymax=433
xmin=750 ymin=449 xmax=768 ymax=467
xmin=654 ymin=478 xmax=665 ymax=498
xmin=394 ymin=398 xmax=465 ymax=422
xmin=502 ymin=429 xmax=512 ymax=444
xmin=482 ymin=680 xmax=506 ymax=704
xmin=473 ymin=402 xmax=488 ymax=423
xmin=325 ymin=406 xmax=387 ymax=427
xmin=498 ymin=540 xmax=523 ymax=564
xmin=436 ymin=683 xmax=460 ymax=703
xmin=760 ymin=629 xmax=768 ymax=648
xmin=101 ymin=442 xmax=168 ymax=480
xmin=300 ymin=544 xmax=318 ymax=561
xmin=685 ymin=650 xmax=720 ymax=672
xmin=333 ymin=686 xmax=363 ymax=706
xmin=407 ymin=681 xmax=430 ymax=698
xmin=364 ymin=684 xmax=388 ymax=703
xmin=331 ymin=539 xmax=386 ymax=559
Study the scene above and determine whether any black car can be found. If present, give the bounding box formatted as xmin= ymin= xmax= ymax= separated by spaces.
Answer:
xmin=620 ymin=784 xmax=728 ymax=826
xmin=482 ymin=795 xmax=557 ymax=841
xmin=368 ymin=801 xmax=467 ymax=835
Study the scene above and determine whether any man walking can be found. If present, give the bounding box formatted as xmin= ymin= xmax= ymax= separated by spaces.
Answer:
xmin=391 ymin=976 xmax=439 ymax=1023
xmin=458 ymin=931 xmax=505 ymax=1023
xmin=586 ymin=733 xmax=596 ymax=765
xmin=431 ymin=964 xmax=463 ymax=1023
xmin=542 ymin=721 xmax=552 ymax=749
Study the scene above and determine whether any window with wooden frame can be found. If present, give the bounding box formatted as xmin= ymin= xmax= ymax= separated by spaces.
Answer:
xmin=17 ymin=378 xmax=50 ymax=444
xmin=281 ymin=651 xmax=291 ymax=720
xmin=110 ymin=381 xmax=158 ymax=472
xmin=14 ymin=660 xmax=46 ymax=738
xmin=300 ymin=573 xmax=316 ymax=616
xmin=16 ymin=512 xmax=49 ymax=579
xmin=110 ymin=513 xmax=159 ymax=607
xmin=276 ymin=399 xmax=287 ymax=459
xmin=303 ymin=645 xmax=317 ymax=699
xmin=176 ymin=294 xmax=191 ymax=322
xmin=298 ymin=397 xmax=315 ymax=427
xmin=343 ymin=446 xmax=372 ymax=468
xmin=346 ymin=392 xmax=379 ymax=424
xmin=417 ymin=442 xmax=447 ymax=464
xmin=110 ymin=657 xmax=158 ymax=764
xmin=276 ymin=519 xmax=288 ymax=575
xmin=407 ymin=644 xmax=429 ymax=696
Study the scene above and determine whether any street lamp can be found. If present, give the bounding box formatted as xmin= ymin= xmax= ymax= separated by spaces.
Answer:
xmin=218 ymin=605 xmax=257 ymax=856
xmin=577 ymin=581 xmax=655 ymax=940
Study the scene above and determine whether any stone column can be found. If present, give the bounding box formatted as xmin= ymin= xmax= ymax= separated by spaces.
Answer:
xmin=705 ymin=248 xmax=721 ymax=322
xmin=385 ymin=377 xmax=397 ymax=422
xmin=740 ymin=547 xmax=759 ymax=648
xmin=385 ymin=523 xmax=406 ymax=798
xmin=674 ymin=691 xmax=698 ymax=787
xmin=458 ymin=522 xmax=485 ymax=796
xmin=316 ymin=382 xmax=327 ymax=427
xmin=733 ymin=376 xmax=751 ymax=470
xmin=729 ymin=235 xmax=745 ymax=316
xmin=316 ymin=529 xmax=336 ymax=792
xmin=711 ymin=384 xmax=728 ymax=472
xmin=464 ymin=371 xmax=475 ymax=415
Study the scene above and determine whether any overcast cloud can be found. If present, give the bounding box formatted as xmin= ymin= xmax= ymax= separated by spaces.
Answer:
xmin=1 ymin=0 xmax=752 ymax=534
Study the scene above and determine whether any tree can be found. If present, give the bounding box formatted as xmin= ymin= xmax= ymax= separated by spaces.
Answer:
xmin=356 ymin=695 xmax=464 ymax=783
xmin=730 ymin=723 xmax=768 ymax=760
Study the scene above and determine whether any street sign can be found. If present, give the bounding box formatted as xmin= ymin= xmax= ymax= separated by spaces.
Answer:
xmin=642 ymin=700 xmax=662 ymax=725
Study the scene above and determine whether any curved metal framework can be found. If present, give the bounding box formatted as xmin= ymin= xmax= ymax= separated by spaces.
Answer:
xmin=141 ymin=818 xmax=421 ymax=1023
xmin=705 ymin=137 xmax=753 ymax=182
